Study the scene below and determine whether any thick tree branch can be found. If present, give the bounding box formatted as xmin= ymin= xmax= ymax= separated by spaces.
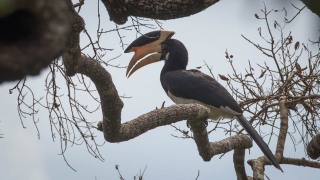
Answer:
xmin=233 ymin=149 xmax=249 ymax=180
xmin=76 ymin=55 xmax=124 ymax=140
xmin=248 ymin=157 xmax=268 ymax=180
xmin=188 ymin=115 xmax=212 ymax=161
xmin=98 ymin=104 xmax=210 ymax=142
xmin=189 ymin=116 xmax=252 ymax=162
xmin=276 ymin=96 xmax=288 ymax=159
xmin=210 ymin=135 xmax=252 ymax=155
xmin=101 ymin=0 xmax=220 ymax=25
xmin=62 ymin=0 xmax=85 ymax=76
xmin=0 ymin=0 xmax=70 ymax=83
xmin=62 ymin=0 xmax=124 ymax=139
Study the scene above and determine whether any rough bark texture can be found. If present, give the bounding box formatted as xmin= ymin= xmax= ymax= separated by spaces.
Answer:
xmin=62 ymin=0 xmax=84 ymax=77
xmin=97 ymin=104 xmax=210 ymax=142
xmin=101 ymin=0 xmax=220 ymax=24
xmin=188 ymin=116 xmax=212 ymax=161
xmin=210 ymin=134 xmax=252 ymax=155
xmin=276 ymin=96 xmax=288 ymax=159
xmin=233 ymin=149 xmax=248 ymax=180
xmin=249 ymin=157 xmax=266 ymax=180
xmin=77 ymin=55 xmax=124 ymax=140
xmin=0 ymin=0 xmax=70 ymax=83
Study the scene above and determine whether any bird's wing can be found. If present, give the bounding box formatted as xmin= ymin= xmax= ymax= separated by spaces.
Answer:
xmin=162 ymin=69 xmax=242 ymax=114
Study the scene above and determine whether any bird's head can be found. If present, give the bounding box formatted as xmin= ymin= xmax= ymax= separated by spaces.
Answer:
xmin=125 ymin=30 xmax=175 ymax=77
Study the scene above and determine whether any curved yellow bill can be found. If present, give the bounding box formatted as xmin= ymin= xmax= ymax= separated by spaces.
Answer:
xmin=125 ymin=30 xmax=175 ymax=77
xmin=127 ymin=53 xmax=162 ymax=78
xmin=126 ymin=43 xmax=161 ymax=76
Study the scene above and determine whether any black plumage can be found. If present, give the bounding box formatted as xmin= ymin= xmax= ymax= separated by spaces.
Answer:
xmin=160 ymin=39 xmax=242 ymax=117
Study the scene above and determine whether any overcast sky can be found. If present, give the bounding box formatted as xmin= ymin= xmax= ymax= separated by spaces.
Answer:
xmin=1 ymin=0 xmax=319 ymax=179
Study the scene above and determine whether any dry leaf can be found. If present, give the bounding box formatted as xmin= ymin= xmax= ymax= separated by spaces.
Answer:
xmin=219 ymin=74 xmax=229 ymax=81
xmin=295 ymin=63 xmax=302 ymax=74
xmin=294 ymin=41 xmax=300 ymax=50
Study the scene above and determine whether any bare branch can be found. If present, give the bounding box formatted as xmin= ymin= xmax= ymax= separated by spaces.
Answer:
xmin=282 ymin=157 xmax=320 ymax=168
xmin=285 ymin=4 xmax=306 ymax=23
xmin=233 ymin=149 xmax=248 ymax=180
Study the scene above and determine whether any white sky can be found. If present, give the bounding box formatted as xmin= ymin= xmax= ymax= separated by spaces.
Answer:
xmin=0 ymin=0 xmax=319 ymax=179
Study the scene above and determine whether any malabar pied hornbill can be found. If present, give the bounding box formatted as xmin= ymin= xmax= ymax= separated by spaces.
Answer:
xmin=125 ymin=30 xmax=283 ymax=171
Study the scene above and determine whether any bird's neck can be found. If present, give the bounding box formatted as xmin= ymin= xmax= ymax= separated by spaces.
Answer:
xmin=160 ymin=51 xmax=188 ymax=75
xmin=160 ymin=48 xmax=188 ymax=92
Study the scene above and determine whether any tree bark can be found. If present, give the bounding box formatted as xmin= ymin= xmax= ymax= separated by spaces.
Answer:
xmin=0 ymin=0 xmax=70 ymax=83
xmin=101 ymin=0 xmax=220 ymax=24
xmin=233 ymin=149 xmax=248 ymax=180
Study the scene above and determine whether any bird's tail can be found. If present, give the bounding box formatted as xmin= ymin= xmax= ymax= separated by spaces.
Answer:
xmin=236 ymin=114 xmax=283 ymax=172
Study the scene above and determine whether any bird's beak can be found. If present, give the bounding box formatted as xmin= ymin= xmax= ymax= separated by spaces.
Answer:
xmin=125 ymin=30 xmax=175 ymax=77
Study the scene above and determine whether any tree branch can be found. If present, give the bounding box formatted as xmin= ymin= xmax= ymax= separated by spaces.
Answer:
xmin=276 ymin=96 xmax=288 ymax=159
xmin=101 ymin=0 xmax=220 ymax=25
xmin=96 ymin=103 xmax=210 ymax=142
xmin=282 ymin=157 xmax=320 ymax=168
xmin=188 ymin=112 xmax=212 ymax=161
xmin=248 ymin=156 xmax=268 ymax=180
xmin=62 ymin=0 xmax=85 ymax=76
xmin=76 ymin=55 xmax=124 ymax=140
xmin=210 ymin=135 xmax=253 ymax=155
xmin=233 ymin=149 xmax=249 ymax=180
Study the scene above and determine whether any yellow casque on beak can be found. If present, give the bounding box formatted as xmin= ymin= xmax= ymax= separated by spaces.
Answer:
xmin=125 ymin=30 xmax=174 ymax=77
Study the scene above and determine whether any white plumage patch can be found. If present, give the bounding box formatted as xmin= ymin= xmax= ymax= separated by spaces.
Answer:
xmin=165 ymin=52 xmax=170 ymax=61
xmin=168 ymin=91 xmax=241 ymax=120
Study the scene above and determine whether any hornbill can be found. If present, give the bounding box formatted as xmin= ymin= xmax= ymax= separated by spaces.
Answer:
xmin=125 ymin=30 xmax=283 ymax=171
